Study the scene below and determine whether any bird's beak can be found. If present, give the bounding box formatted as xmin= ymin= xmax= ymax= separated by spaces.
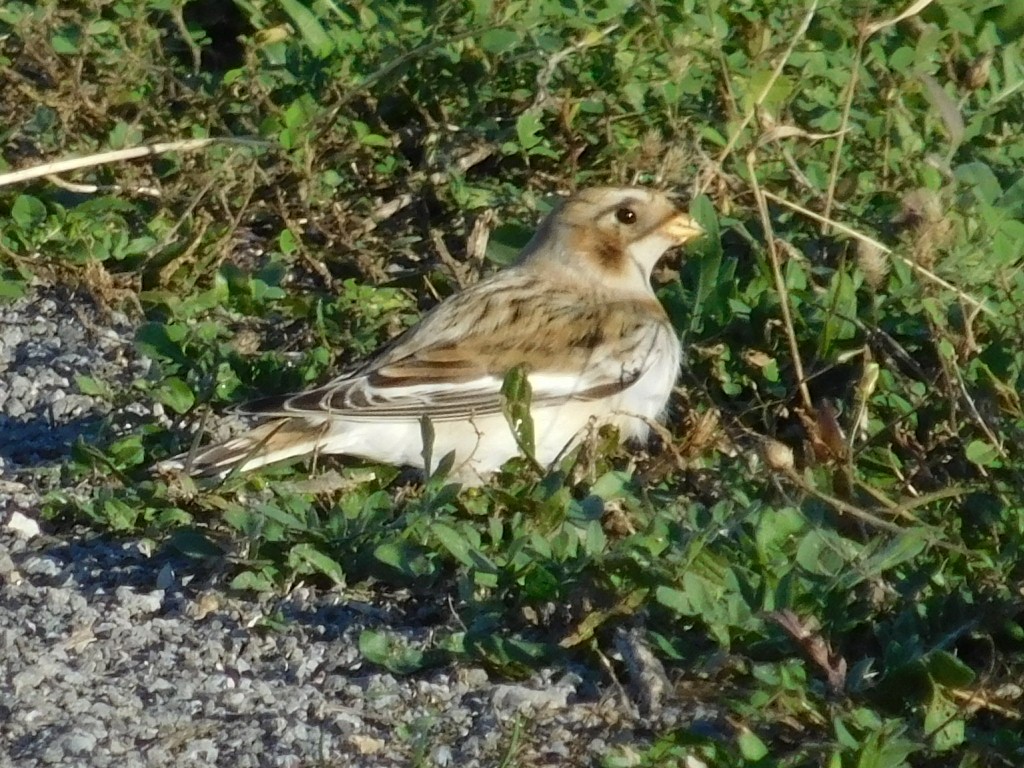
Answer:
xmin=659 ymin=211 xmax=704 ymax=245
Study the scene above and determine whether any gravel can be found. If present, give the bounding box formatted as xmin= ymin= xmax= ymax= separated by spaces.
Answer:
xmin=1 ymin=527 xmax=694 ymax=767
xmin=0 ymin=288 xmax=718 ymax=766
xmin=0 ymin=287 xmax=156 ymax=518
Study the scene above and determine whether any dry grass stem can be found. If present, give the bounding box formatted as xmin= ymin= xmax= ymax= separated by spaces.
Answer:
xmin=823 ymin=0 xmax=939 ymax=224
xmin=0 ymin=138 xmax=267 ymax=190
xmin=862 ymin=0 xmax=938 ymax=37
xmin=746 ymin=152 xmax=814 ymax=414
xmin=44 ymin=173 xmax=162 ymax=198
xmin=700 ymin=0 xmax=819 ymax=194
xmin=762 ymin=190 xmax=994 ymax=317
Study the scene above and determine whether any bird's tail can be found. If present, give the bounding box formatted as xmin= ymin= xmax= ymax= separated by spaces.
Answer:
xmin=155 ymin=418 xmax=330 ymax=478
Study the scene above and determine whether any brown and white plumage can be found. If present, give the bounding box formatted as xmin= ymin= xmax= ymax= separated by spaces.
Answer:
xmin=160 ymin=187 xmax=703 ymax=484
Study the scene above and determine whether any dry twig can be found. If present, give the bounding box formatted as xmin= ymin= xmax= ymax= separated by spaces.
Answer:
xmin=762 ymin=190 xmax=994 ymax=317
xmin=0 ymin=137 xmax=266 ymax=189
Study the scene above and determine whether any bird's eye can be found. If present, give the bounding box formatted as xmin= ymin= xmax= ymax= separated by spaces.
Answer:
xmin=615 ymin=207 xmax=637 ymax=225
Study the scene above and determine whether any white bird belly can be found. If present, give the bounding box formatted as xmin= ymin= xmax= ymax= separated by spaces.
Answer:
xmin=316 ymin=325 xmax=680 ymax=485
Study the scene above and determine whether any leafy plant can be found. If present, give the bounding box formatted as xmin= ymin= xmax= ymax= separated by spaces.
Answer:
xmin=3 ymin=0 xmax=1024 ymax=762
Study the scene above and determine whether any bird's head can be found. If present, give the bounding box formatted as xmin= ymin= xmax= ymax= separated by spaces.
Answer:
xmin=518 ymin=186 xmax=704 ymax=294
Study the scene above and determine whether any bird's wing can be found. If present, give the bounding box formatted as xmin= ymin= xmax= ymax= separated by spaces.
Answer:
xmin=238 ymin=272 xmax=674 ymax=423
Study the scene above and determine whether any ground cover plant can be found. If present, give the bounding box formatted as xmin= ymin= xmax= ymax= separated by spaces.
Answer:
xmin=2 ymin=0 xmax=1024 ymax=764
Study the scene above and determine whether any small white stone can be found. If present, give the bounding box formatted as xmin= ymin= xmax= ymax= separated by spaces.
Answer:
xmin=6 ymin=510 xmax=41 ymax=539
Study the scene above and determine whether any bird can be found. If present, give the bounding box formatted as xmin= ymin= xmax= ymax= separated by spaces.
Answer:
xmin=159 ymin=186 xmax=704 ymax=485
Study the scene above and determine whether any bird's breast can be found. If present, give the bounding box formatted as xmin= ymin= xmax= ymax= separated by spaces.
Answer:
xmin=612 ymin=320 xmax=681 ymax=426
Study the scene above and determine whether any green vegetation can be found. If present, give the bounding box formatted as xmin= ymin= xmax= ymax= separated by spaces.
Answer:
xmin=2 ymin=0 xmax=1023 ymax=764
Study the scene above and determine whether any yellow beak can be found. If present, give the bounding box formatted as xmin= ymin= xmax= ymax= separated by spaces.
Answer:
xmin=660 ymin=211 xmax=705 ymax=245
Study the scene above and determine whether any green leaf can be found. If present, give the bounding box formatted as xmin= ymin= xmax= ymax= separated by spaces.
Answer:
xmin=955 ymin=162 xmax=1001 ymax=205
xmin=108 ymin=120 xmax=142 ymax=149
xmin=279 ymin=227 xmax=299 ymax=255
xmin=0 ymin=279 xmax=28 ymax=300
xmin=465 ymin=632 xmax=550 ymax=676
xmin=923 ymin=651 xmax=975 ymax=688
xmin=688 ymin=194 xmax=724 ymax=330
xmin=358 ymin=629 xmax=427 ymax=675
xmin=480 ymin=28 xmax=519 ymax=54
xmin=167 ymin=528 xmax=223 ymax=559
xmin=101 ymin=497 xmax=142 ymax=530
xmin=655 ymin=584 xmax=693 ymax=615
xmin=485 ymin=223 xmax=533 ymax=266
xmin=106 ymin=435 xmax=145 ymax=467
xmin=796 ymin=529 xmax=852 ymax=576
xmin=924 ymin=689 xmax=965 ymax=752
xmin=515 ymin=112 xmax=544 ymax=150
xmin=501 ymin=366 xmax=535 ymax=457
xmin=590 ymin=470 xmax=631 ymax=500
xmin=431 ymin=521 xmax=475 ymax=568
xmin=278 ymin=0 xmax=333 ymax=57
xmin=965 ymin=439 xmax=999 ymax=467
xmin=12 ymin=195 xmax=47 ymax=230
xmin=373 ymin=541 xmax=436 ymax=578
xmin=848 ymin=530 xmax=929 ymax=583
xmin=155 ymin=377 xmax=195 ymax=414
xmin=821 ymin=268 xmax=858 ymax=353
xmin=75 ymin=374 xmax=111 ymax=398
xmin=231 ymin=570 xmax=277 ymax=591
xmin=257 ymin=503 xmax=309 ymax=533
xmin=737 ymin=727 xmax=769 ymax=761
xmin=51 ymin=31 xmax=80 ymax=54
xmin=288 ymin=543 xmax=345 ymax=584
xmin=622 ymin=81 xmax=647 ymax=110
xmin=135 ymin=322 xmax=190 ymax=368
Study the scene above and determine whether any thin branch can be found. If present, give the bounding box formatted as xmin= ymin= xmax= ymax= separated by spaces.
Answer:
xmin=699 ymin=0 xmax=819 ymax=194
xmin=44 ymin=173 xmax=162 ymax=199
xmin=762 ymin=190 xmax=995 ymax=317
xmin=823 ymin=0 xmax=939 ymax=224
xmin=746 ymin=152 xmax=815 ymax=414
xmin=781 ymin=465 xmax=964 ymax=551
xmin=530 ymin=23 xmax=620 ymax=111
xmin=314 ymin=27 xmax=487 ymax=145
xmin=862 ymin=0 xmax=937 ymax=37
xmin=822 ymin=36 xmax=865 ymax=227
xmin=0 ymin=137 xmax=267 ymax=189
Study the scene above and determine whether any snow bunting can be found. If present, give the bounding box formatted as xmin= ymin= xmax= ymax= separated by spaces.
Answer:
xmin=161 ymin=187 xmax=703 ymax=484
